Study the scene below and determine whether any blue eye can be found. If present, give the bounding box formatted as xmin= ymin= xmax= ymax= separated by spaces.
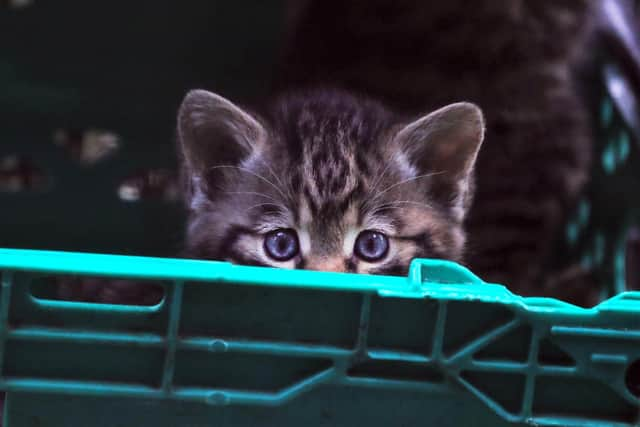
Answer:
xmin=264 ymin=229 xmax=299 ymax=261
xmin=354 ymin=230 xmax=389 ymax=262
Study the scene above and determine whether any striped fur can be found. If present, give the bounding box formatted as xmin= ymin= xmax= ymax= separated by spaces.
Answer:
xmin=179 ymin=89 xmax=484 ymax=275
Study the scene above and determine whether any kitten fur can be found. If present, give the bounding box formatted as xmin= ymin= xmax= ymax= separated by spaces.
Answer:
xmin=271 ymin=0 xmax=598 ymax=302
xmin=179 ymin=89 xmax=484 ymax=275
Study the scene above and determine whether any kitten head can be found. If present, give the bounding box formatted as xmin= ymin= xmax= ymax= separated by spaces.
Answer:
xmin=177 ymin=88 xmax=484 ymax=275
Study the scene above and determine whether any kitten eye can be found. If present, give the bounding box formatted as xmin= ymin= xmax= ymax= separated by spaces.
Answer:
xmin=264 ymin=229 xmax=299 ymax=261
xmin=354 ymin=230 xmax=389 ymax=262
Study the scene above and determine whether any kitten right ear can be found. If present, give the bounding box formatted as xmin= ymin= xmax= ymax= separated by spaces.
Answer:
xmin=394 ymin=102 xmax=485 ymax=221
xmin=177 ymin=89 xmax=266 ymax=205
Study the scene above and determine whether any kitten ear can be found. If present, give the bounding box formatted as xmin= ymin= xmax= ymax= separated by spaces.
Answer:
xmin=177 ymin=89 xmax=267 ymax=205
xmin=395 ymin=102 xmax=485 ymax=221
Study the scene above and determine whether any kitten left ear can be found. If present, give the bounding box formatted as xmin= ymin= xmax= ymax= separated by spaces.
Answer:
xmin=178 ymin=89 xmax=266 ymax=175
xmin=394 ymin=102 xmax=485 ymax=221
xmin=177 ymin=89 xmax=267 ymax=207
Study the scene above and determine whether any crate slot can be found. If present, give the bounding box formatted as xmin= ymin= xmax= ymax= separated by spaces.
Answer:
xmin=625 ymin=358 xmax=640 ymax=398
xmin=30 ymin=275 xmax=165 ymax=307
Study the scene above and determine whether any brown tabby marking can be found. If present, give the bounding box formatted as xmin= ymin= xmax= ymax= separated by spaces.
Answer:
xmin=178 ymin=89 xmax=484 ymax=275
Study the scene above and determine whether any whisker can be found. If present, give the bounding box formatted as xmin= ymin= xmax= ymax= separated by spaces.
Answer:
xmin=207 ymin=165 xmax=289 ymax=202
xmin=369 ymin=160 xmax=395 ymax=195
xmin=245 ymin=202 xmax=288 ymax=214
xmin=258 ymin=158 xmax=286 ymax=190
xmin=370 ymin=200 xmax=435 ymax=213
xmin=368 ymin=171 xmax=445 ymax=205
xmin=225 ymin=191 xmax=279 ymax=202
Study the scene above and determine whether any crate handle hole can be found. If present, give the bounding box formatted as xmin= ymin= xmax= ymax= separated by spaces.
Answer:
xmin=30 ymin=276 xmax=165 ymax=307
xmin=626 ymin=359 xmax=640 ymax=398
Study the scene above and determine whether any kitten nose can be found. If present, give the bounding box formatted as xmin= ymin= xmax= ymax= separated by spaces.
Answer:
xmin=305 ymin=256 xmax=346 ymax=273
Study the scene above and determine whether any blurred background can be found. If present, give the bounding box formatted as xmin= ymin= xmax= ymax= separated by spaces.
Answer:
xmin=0 ymin=0 xmax=287 ymax=257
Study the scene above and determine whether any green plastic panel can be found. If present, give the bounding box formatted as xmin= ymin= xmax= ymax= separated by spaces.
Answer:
xmin=554 ymin=56 xmax=640 ymax=299
xmin=0 ymin=248 xmax=638 ymax=426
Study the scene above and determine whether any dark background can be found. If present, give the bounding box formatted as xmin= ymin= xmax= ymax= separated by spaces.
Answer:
xmin=0 ymin=1 xmax=286 ymax=256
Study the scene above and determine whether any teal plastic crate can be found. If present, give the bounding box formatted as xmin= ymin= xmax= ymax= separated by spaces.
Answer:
xmin=2 ymin=2 xmax=640 ymax=426
xmin=0 ymin=248 xmax=638 ymax=426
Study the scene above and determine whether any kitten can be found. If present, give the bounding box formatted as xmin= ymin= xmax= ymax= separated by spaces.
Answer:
xmin=272 ymin=0 xmax=598 ymax=301
xmin=56 ymin=88 xmax=484 ymax=305
xmin=178 ymin=89 xmax=484 ymax=274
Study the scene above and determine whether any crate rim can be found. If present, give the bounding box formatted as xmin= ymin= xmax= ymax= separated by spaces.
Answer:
xmin=1 ymin=248 xmax=637 ymax=315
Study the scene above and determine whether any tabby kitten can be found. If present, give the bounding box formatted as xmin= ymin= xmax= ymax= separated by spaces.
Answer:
xmin=178 ymin=89 xmax=484 ymax=274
